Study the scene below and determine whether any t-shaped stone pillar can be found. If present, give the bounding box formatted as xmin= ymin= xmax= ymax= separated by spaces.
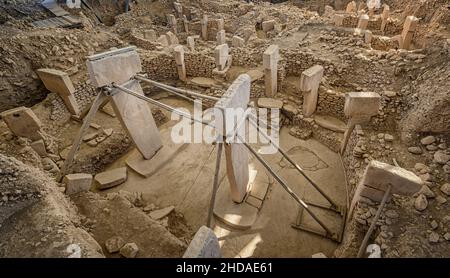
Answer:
xmin=165 ymin=31 xmax=179 ymax=45
xmin=380 ymin=5 xmax=390 ymax=32
xmin=340 ymin=92 xmax=380 ymax=154
xmin=300 ymin=65 xmax=324 ymax=117
xmin=400 ymin=16 xmax=419 ymax=50
xmin=201 ymin=15 xmax=208 ymax=41
xmin=183 ymin=15 xmax=189 ymax=33
xmin=86 ymin=47 xmax=162 ymax=160
xmin=173 ymin=1 xmax=183 ymax=17
xmin=217 ymin=18 xmax=224 ymax=31
xmin=216 ymin=30 xmax=226 ymax=45
xmin=174 ymin=45 xmax=186 ymax=81
xmin=214 ymin=44 xmax=229 ymax=71
xmin=263 ymin=44 xmax=279 ymax=97
xmin=214 ymin=74 xmax=251 ymax=203
xmin=357 ymin=14 xmax=369 ymax=30
xmin=167 ymin=14 xmax=177 ymax=34
xmin=187 ymin=36 xmax=195 ymax=51
xmin=37 ymin=68 xmax=80 ymax=116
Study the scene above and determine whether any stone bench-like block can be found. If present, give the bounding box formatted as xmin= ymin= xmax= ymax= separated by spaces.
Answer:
xmin=344 ymin=92 xmax=380 ymax=119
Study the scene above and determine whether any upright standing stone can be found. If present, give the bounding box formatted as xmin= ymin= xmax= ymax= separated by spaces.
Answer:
xmin=87 ymin=48 xmax=163 ymax=160
xmin=173 ymin=1 xmax=183 ymax=17
xmin=365 ymin=30 xmax=373 ymax=44
xmin=174 ymin=45 xmax=186 ymax=81
xmin=183 ymin=15 xmax=189 ymax=33
xmin=187 ymin=36 xmax=195 ymax=51
xmin=214 ymin=44 xmax=229 ymax=71
xmin=300 ymin=65 xmax=324 ymax=117
xmin=357 ymin=14 xmax=369 ymax=30
xmin=37 ymin=68 xmax=80 ymax=115
xmin=214 ymin=74 xmax=251 ymax=203
xmin=201 ymin=15 xmax=208 ymax=40
xmin=217 ymin=18 xmax=224 ymax=31
xmin=143 ymin=29 xmax=157 ymax=41
xmin=341 ymin=92 xmax=380 ymax=154
xmin=165 ymin=31 xmax=179 ymax=45
xmin=380 ymin=5 xmax=390 ymax=31
xmin=183 ymin=226 xmax=221 ymax=258
xmin=346 ymin=1 xmax=357 ymax=13
xmin=216 ymin=30 xmax=226 ymax=45
xmin=167 ymin=14 xmax=177 ymax=34
xmin=0 ymin=107 xmax=42 ymax=141
xmin=334 ymin=14 xmax=345 ymax=26
xmin=400 ymin=16 xmax=419 ymax=50
xmin=232 ymin=35 xmax=245 ymax=47
xmin=263 ymin=45 xmax=279 ymax=97
xmin=109 ymin=79 xmax=163 ymax=160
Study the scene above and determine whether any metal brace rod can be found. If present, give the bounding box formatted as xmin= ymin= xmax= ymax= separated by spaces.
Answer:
xmin=109 ymin=84 xmax=215 ymax=129
xmin=357 ymin=184 xmax=392 ymax=258
xmin=247 ymin=114 xmax=339 ymax=209
xmin=207 ymin=142 xmax=223 ymax=228
xmin=135 ymin=74 xmax=220 ymax=101
xmin=235 ymin=134 xmax=334 ymax=237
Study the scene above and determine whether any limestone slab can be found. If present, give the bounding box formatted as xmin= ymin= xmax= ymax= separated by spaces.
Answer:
xmin=126 ymin=143 xmax=186 ymax=178
xmin=214 ymin=44 xmax=229 ymax=71
xmin=257 ymin=98 xmax=283 ymax=109
xmin=86 ymin=47 xmax=142 ymax=88
xmin=0 ymin=106 xmax=42 ymax=141
xmin=149 ymin=206 xmax=175 ymax=220
xmin=213 ymin=169 xmax=258 ymax=229
xmin=183 ymin=226 xmax=221 ymax=258
xmin=344 ymin=92 xmax=380 ymax=118
xmin=314 ymin=115 xmax=346 ymax=133
xmin=362 ymin=160 xmax=422 ymax=195
xmin=64 ymin=173 xmax=93 ymax=195
xmin=95 ymin=167 xmax=128 ymax=190
xmin=300 ymin=65 xmax=324 ymax=117
xmin=110 ymin=79 xmax=163 ymax=160
xmin=262 ymin=20 xmax=275 ymax=32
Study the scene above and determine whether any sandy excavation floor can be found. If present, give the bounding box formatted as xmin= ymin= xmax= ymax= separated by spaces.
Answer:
xmin=100 ymin=97 xmax=347 ymax=258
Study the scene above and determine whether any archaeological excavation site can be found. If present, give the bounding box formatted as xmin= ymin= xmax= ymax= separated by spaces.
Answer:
xmin=0 ymin=0 xmax=449 ymax=260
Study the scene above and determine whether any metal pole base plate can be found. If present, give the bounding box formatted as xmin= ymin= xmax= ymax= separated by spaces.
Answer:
xmin=291 ymin=201 xmax=347 ymax=243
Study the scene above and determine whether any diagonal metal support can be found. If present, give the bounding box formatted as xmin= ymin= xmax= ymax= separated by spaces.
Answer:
xmin=60 ymin=90 xmax=110 ymax=179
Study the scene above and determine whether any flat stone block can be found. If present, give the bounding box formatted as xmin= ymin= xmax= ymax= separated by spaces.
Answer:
xmin=37 ymin=68 xmax=75 ymax=96
xmin=86 ymin=47 xmax=142 ymax=88
xmin=344 ymin=92 xmax=381 ymax=118
xmin=257 ymin=98 xmax=283 ymax=109
xmin=183 ymin=226 xmax=221 ymax=258
xmin=0 ymin=106 xmax=42 ymax=141
xmin=362 ymin=160 xmax=422 ymax=195
xmin=126 ymin=142 xmax=185 ymax=178
xmin=149 ymin=206 xmax=175 ymax=220
xmin=110 ymin=79 xmax=163 ymax=160
xmin=262 ymin=20 xmax=275 ymax=32
xmin=64 ymin=173 xmax=93 ymax=195
xmin=359 ymin=184 xmax=392 ymax=203
xmin=30 ymin=139 xmax=47 ymax=157
xmin=95 ymin=167 xmax=128 ymax=190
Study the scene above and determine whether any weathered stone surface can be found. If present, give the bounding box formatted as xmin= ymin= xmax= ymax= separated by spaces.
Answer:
xmin=143 ymin=29 xmax=157 ymax=41
xmin=344 ymin=92 xmax=381 ymax=119
xmin=357 ymin=14 xmax=369 ymax=30
xmin=232 ymin=35 xmax=245 ymax=47
xmin=262 ymin=20 xmax=275 ymax=32
xmin=362 ymin=160 xmax=422 ymax=195
xmin=37 ymin=68 xmax=80 ymax=115
xmin=105 ymin=236 xmax=125 ymax=253
xmin=30 ymin=139 xmax=47 ymax=157
xmin=86 ymin=47 xmax=142 ymax=88
xmin=414 ymin=194 xmax=428 ymax=211
xmin=95 ymin=167 xmax=127 ymax=190
xmin=433 ymin=151 xmax=450 ymax=164
xmin=0 ymin=107 xmax=42 ymax=141
xmin=149 ymin=206 xmax=175 ymax=220
xmin=214 ymin=75 xmax=251 ymax=203
xmin=214 ymin=44 xmax=229 ymax=71
xmin=120 ymin=242 xmax=139 ymax=258
xmin=110 ymin=79 xmax=162 ymax=160
xmin=183 ymin=226 xmax=221 ymax=258
xmin=173 ymin=45 xmax=186 ymax=81
xmin=64 ymin=173 xmax=93 ymax=195
xmin=408 ymin=147 xmax=423 ymax=155
xmin=165 ymin=31 xmax=179 ymax=45
xmin=216 ymin=30 xmax=226 ymax=45
xmin=257 ymin=98 xmax=283 ymax=109
xmin=401 ymin=16 xmax=419 ymax=50
xmin=420 ymin=136 xmax=436 ymax=145
xmin=263 ymin=44 xmax=279 ymax=97
xmin=300 ymin=65 xmax=324 ymax=117
xmin=440 ymin=183 xmax=450 ymax=196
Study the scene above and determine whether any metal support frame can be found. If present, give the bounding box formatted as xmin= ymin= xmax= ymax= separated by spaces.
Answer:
xmin=357 ymin=184 xmax=392 ymax=257
xmin=63 ymin=69 xmax=346 ymax=243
